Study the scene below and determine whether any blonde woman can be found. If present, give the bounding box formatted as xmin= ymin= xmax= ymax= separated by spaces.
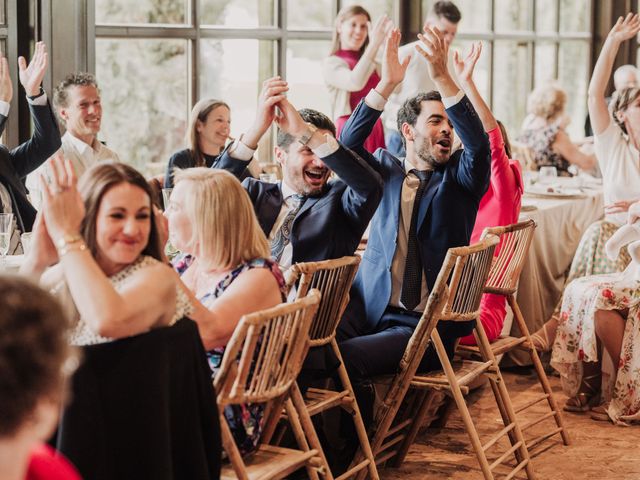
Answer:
xmin=518 ymin=84 xmax=596 ymax=174
xmin=165 ymin=167 xmax=286 ymax=456
xmin=164 ymin=98 xmax=232 ymax=188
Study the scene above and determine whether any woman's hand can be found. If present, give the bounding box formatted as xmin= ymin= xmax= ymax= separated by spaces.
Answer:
xmin=453 ymin=41 xmax=482 ymax=84
xmin=627 ymin=201 xmax=640 ymax=224
xmin=607 ymin=13 xmax=640 ymax=45
xmin=39 ymin=153 xmax=85 ymax=243
xmin=604 ymin=199 xmax=640 ymax=216
xmin=19 ymin=213 xmax=58 ymax=278
xmin=367 ymin=15 xmax=393 ymax=53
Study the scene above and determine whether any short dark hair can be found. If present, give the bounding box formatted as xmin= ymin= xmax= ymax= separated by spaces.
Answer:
xmin=431 ymin=1 xmax=462 ymax=24
xmin=53 ymin=72 xmax=100 ymax=110
xmin=397 ymin=91 xmax=443 ymax=148
xmin=0 ymin=277 xmax=74 ymax=437
xmin=276 ymin=108 xmax=337 ymax=149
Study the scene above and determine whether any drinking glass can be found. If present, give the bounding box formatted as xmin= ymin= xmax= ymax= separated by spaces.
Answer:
xmin=0 ymin=213 xmax=14 ymax=265
xmin=259 ymin=173 xmax=278 ymax=183
xmin=538 ymin=166 xmax=558 ymax=184
xmin=20 ymin=232 xmax=33 ymax=255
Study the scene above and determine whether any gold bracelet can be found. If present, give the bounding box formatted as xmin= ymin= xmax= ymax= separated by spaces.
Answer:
xmin=58 ymin=242 xmax=87 ymax=257
xmin=55 ymin=233 xmax=84 ymax=250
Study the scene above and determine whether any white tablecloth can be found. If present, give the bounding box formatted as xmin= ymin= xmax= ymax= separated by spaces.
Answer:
xmin=509 ymin=182 xmax=604 ymax=364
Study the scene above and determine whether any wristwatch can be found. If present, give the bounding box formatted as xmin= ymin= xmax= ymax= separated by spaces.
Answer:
xmin=297 ymin=123 xmax=318 ymax=146
xmin=27 ymin=86 xmax=45 ymax=101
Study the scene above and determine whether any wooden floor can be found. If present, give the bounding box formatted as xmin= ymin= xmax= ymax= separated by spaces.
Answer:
xmin=380 ymin=368 xmax=640 ymax=480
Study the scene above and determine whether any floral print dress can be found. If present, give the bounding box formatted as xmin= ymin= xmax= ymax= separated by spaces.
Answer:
xmin=173 ymin=255 xmax=286 ymax=456
xmin=551 ymin=263 xmax=640 ymax=424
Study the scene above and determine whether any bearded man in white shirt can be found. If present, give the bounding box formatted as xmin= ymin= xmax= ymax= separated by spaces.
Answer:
xmin=26 ymin=72 xmax=120 ymax=208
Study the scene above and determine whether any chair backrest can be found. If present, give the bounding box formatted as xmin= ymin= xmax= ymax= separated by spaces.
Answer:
xmin=511 ymin=140 xmax=535 ymax=171
xmin=481 ymin=219 xmax=536 ymax=295
xmin=399 ymin=235 xmax=499 ymax=373
xmin=57 ymin=319 xmax=221 ymax=480
xmin=214 ymin=290 xmax=320 ymax=407
xmin=287 ymin=256 xmax=361 ymax=347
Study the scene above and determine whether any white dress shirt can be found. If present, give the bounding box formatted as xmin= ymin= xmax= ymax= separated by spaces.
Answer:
xmin=26 ymin=131 xmax=120 ymax=209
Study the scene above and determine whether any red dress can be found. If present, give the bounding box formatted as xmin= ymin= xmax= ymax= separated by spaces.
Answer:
xmin=333 ymin=49 xmax=386 ymax=154
xmin=460 ymin=127 xmax=523 ymax=345
xmin=26 ymin=444 xmax=81 ymax=480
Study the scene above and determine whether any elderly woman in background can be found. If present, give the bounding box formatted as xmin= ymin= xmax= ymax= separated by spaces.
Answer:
xmin=0 ymin=277 xmax=80 ymax=480
xmin=323 ymin=5 xmax=392 ymax=153
xmin=21 ymin=157 xmax=192 ymax=346
xmin=518 ymin=83 xmax=596 ymax=174
xmin=164 ymin=98 xmax=231 ymax=189
xmin=165 ymin=168 xmax=285 ymax=456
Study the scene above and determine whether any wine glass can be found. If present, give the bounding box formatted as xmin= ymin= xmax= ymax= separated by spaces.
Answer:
xmin=0 ymin=213 xmax=14 ymax=266
xmin=538 ymin=166 xmax=558 ymax=185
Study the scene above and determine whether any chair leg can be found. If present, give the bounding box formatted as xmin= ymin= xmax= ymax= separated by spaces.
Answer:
xmin=431 ymin=329 xmax=495 ymax=480
xmin=391 ymin=389 xmax=435 ymax=467
xmin=285 ymin=396 xmax=322 ymax=480
xmin=474 ymin=319 xmax=536 ymax=480
xmin=332 ymin=341 xmax=380 ymax=480
xmin=219 ymin=411 xmax=250 ymax=480
xmin=289 ymin=382 xmax=334 ymax=480
xmin=509 ymin=295 xmax=571 ymax=446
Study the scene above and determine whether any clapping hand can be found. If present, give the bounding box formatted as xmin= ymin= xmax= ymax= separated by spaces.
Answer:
xmin=26 ymin=212 xmax=59 ymax=270
xmin=416 ymin=26 xmax=450 ymax=83
xmin=453 ymin=41 xmax=482 ymax=84
xmin=608 ymin=13 xmax=640 ymax=45
xmin=39 ymin=153 xmax=85 ymax=243
xmin=368 ymin=15 xmax=393 ymax=52
xmin=244 ymin=76 xmax=289 ymax=149
xmin=18 ymin=41 xmax=47 ymax=97
xmin=382 ymin=29 xmax=411 ymax=88
xmin=0 ymin=56 xmax=12 ymax=103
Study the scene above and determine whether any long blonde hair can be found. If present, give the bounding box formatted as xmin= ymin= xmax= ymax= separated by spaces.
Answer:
xmin=186 ymin=98 xmax=230 ymax=167
xmin=330 ymin=5 xmax=371 ymax=55
xmin=173 ymin=168 xmax=269 ymax=269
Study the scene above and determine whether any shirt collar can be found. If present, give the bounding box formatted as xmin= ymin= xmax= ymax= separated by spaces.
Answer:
xmin=280 ymin=179 xmax=298 ymax=201
xmin=64 ymin=131 xmax=101 ymax=155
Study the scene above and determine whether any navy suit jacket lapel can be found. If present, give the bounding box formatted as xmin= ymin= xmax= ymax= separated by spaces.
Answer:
xmin=257 ymin=182 xmax=282 ymax=234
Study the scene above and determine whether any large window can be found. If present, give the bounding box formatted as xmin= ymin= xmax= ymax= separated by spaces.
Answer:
xmin=423 ymin=0 xmax=592 ymax=140
xmin=93 ymin=0 xmax=397 ymax=175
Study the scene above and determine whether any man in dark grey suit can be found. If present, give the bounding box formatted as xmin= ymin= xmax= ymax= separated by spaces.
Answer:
xmin=0 ymin=41 xmax=61 ymax=236
xmin=216 ymin=78 xmax=383 ymax=271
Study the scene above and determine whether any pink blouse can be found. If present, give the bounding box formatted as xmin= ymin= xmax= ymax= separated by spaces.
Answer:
xmin=461 ymin=127 xmax=523 ymax=345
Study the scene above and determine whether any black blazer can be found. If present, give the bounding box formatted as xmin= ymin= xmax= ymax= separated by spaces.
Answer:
xmin=164 ymin=147 xmax=253 ymax=188
xmin=216 ymin=143 xmax=383 ymax=264
xmin=0 ymin=100 xmax=61 ymax=231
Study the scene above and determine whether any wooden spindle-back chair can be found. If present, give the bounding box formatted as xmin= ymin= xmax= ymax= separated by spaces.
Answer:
xmin=355 ymin=235 xmax=536 ymax=480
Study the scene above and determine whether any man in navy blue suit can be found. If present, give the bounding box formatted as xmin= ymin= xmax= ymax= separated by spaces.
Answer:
xmin=337 ymin=28 xmax=490 ymax=389
xmin=215 ymin=78 xmax=383 ymax=271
